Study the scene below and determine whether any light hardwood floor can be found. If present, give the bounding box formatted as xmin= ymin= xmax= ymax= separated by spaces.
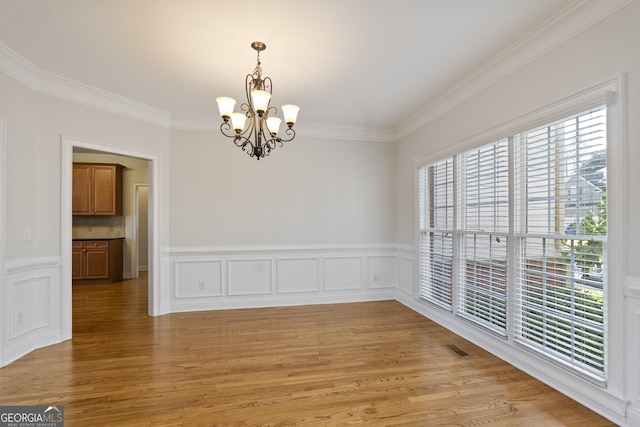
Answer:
xmin=0 ymin=274 xmax=615 ymax=426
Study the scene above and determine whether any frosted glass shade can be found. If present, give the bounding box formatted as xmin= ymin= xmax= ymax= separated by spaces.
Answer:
xmin=216 ymin=96 xmax=236 ymax=118
xmin=266 ymin=117 xmax=282 ymax=135
xmin=281 ymin=104 xmax=300 ymax=125
xmin=231 ymin=112 xmax=247 ymax=132
xmin=251 ymin=90 xmax=271 ymax=113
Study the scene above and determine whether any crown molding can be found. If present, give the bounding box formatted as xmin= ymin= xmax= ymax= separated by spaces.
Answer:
xmin=0 ymin=43 xmax=393 ymax=142
xmin=1 ymin=0 xmax=632 ymax=142
xmin=0 ymin=43 xmax=171 ymax=128
xmin=170 ymin=113 xmax=396 ymax=142
xmin=395 ymin=0 xmax=634 ymax=140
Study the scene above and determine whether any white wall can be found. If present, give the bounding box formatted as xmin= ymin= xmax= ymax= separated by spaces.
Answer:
xmin=0 ymin=73 xmax=39 ymax=263
xmin=165 ymin=128 xmax=397 ymax=311
xmin=0 ymin=77 xmax=171 ymax=364
xmin=169 ymin=129 xmax=395 ymax=246
xmin=394 ymin=2 xmax=640 ymax=425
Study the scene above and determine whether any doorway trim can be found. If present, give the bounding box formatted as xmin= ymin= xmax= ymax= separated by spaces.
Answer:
xmin=60 ymin=136 xmax=163 ymax=340
xmin=133 ymin=182 xmax=149 ymax=278
xmin=0 ymin=116 xmax=6 ymax=366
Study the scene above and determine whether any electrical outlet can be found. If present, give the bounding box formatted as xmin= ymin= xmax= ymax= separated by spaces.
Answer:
xmin=198 ymin=281 xmax=205 ymax=290
xmin=23 ymin=227 xmax=31 ymax=241
xmin=372 ymin=274 xmax=379 ymax=283
xmin=17 ymin=312 xmax=23 ymax=325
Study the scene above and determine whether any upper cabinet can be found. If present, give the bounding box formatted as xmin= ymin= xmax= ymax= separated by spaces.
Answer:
xmin=73 ymin=163 xmax=124 ymax=215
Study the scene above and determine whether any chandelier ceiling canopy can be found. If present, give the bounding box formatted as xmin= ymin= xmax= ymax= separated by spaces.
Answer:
xmin=216 ymin=41 xmax=300 ymax=160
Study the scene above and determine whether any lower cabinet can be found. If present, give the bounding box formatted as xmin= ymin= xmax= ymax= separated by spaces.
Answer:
xmin=72 ymin=239 xmax=123 ymax=284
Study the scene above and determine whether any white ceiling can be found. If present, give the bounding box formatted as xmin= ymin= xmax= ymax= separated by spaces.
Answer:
xmin=0 ymin=0 xmax=579 ymax=134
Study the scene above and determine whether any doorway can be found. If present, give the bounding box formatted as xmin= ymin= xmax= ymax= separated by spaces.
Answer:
xmin=134 ymin=183 xmax=149 ymax=277
xmin=60 ymin=136 xmax=162 ymax=341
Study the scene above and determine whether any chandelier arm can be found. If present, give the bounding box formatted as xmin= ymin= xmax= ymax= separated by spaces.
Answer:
xmin=219 ymin=121 xmax=256 ymax=148
xmin=263 ymin=76 xmax=272 ymax=95
xmin=246 ymin=74 xmax=256 ymax=104
xmin=219 ymin=122 xmax=236 ymax=138
xmin=277 ymin=127 xmax=296 ymax=143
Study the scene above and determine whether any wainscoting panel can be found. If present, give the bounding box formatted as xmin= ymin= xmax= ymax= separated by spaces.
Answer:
xmin=367 ymin=255 xmax=396 ymax=289
xmin=277 ymin=257 xmax=320 ymax=294
xmin=228 ymin=258 xmax=273 ymax=296
xmin=395 ymin=246 xmax=415 ymax=297
xmin=625 ymin=276 xmax=640 ymax=426
xmin=2 ymin=258 xmax=62 ymax=367
xmin=323 ymin=256 xmax=363 ymax=291
xmin=174 ymin=259 xmax=223 ymax=298
xmin=165 ymin=245 xmax=402 ymax=312
xmin=397 ymin=257 xmax=414 ymax=296
xmin=10 ymin=275 xmax=51 ymax=339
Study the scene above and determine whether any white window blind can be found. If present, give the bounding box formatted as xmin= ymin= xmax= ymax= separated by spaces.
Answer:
xmin=417 ymin=103 xmax=608 ymax=381
xmin=457 ymin=139 xmax=509 ymax=334
xmin=513 ymin=106 xmax=607 ymax=378
xmin=419 ymin=158 xmax=454 ymax=309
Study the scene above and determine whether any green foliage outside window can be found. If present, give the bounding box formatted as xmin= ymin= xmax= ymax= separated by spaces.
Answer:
xmin=564 ymin=195 xmax=607 ymax=275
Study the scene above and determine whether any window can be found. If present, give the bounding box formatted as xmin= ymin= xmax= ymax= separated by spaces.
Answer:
xmin=514 ymin=107 xmax=606 ymax=377
xmin=418 ymin=105 xmax=607 ymax=380
xmin=457 ymin=139 xmax=510 ymax=334
xmin=418 ymin=158 xmax=454 ymax=310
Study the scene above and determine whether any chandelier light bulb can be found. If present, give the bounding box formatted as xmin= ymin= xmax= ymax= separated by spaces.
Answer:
xmin=281 ymin=104 xmax=300 ymax=126
xmin=251 ymin=90 xmax=271 ymax=115
xmin=231 ymin=112 xmax=247 ymax=132
xmin=266 ymin=117 xmax=282 ymax=135
xmin=216 ymin=96 xmax=236 ymax=120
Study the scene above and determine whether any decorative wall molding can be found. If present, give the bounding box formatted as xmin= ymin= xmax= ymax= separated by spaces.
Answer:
xmin=277 ymin=257 xmax=321 ymax=294
xmin=9 ymin=275 xmax=52 ymax=340
xmin=174 ymin=259 xmax=223 ymax=299
xmin=163 ymin=243 xmax=401 ymax=258
xmin=1 ymin=1 xmax=632 ymax=142
xmin=396 ymin=0 xmax=634 ymax=139
xmin=390 ymin=244 xmax=415 ymax=298
xmin=170 ymin=113 xmax=396 ymax=143
xmin=0 ymin=115 xmax=6 ymax=367
xmin=0 ymin=43 xmax=171 ymax=128
xmin=2 ymin=260 xmax=62 ymax=367
xmin=624 ymin=276 xmax=640 ymax=299
xmin=5 ymin=256 xmax=60 ymax=274
xmin=166 ymin=244 xmax=402 ymax=313
xmin=624 ymin=290 xmax=640 ymax=425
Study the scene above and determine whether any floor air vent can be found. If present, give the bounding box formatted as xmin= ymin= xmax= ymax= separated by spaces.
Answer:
xmin=446 ymin=344 xmax=469 ymax=357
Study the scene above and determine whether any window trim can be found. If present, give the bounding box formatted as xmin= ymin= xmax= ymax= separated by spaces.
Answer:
xmin=414 ymin=74 xmax=626 ymax=391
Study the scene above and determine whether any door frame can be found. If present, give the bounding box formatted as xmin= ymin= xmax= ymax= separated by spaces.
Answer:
xmin=133 ymin=182 xmax=149 ymax=278
xmin=0 ymin=116 xmax=6 ymax=366
xmin=60 ymin=136 xmax=163 ymax=340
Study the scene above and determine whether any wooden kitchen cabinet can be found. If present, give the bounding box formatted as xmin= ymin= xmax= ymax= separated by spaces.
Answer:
xmin=72 ymin=239 xmax=124 ymax=284
xmin=73 ymin=163 xmax=124 ymax=215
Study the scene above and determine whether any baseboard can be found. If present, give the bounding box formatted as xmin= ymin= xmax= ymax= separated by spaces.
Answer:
xmin=2 ymin=330 xmax=63 ymax=368
xmin=170 ymin=289 xmax=395 ymax=313
xmin=395 ymin=293 xmax=628 ymax=426
xmin=627 ymin=404 xmax=640 ymax=427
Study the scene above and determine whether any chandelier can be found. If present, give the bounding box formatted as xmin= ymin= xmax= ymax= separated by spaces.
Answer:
xmin=216 ymin=41 xmax=300 ymax=160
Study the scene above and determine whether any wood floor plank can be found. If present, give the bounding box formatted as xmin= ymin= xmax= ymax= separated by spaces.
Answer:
xmin=0 ymin=274 xmax=615 ymax=426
